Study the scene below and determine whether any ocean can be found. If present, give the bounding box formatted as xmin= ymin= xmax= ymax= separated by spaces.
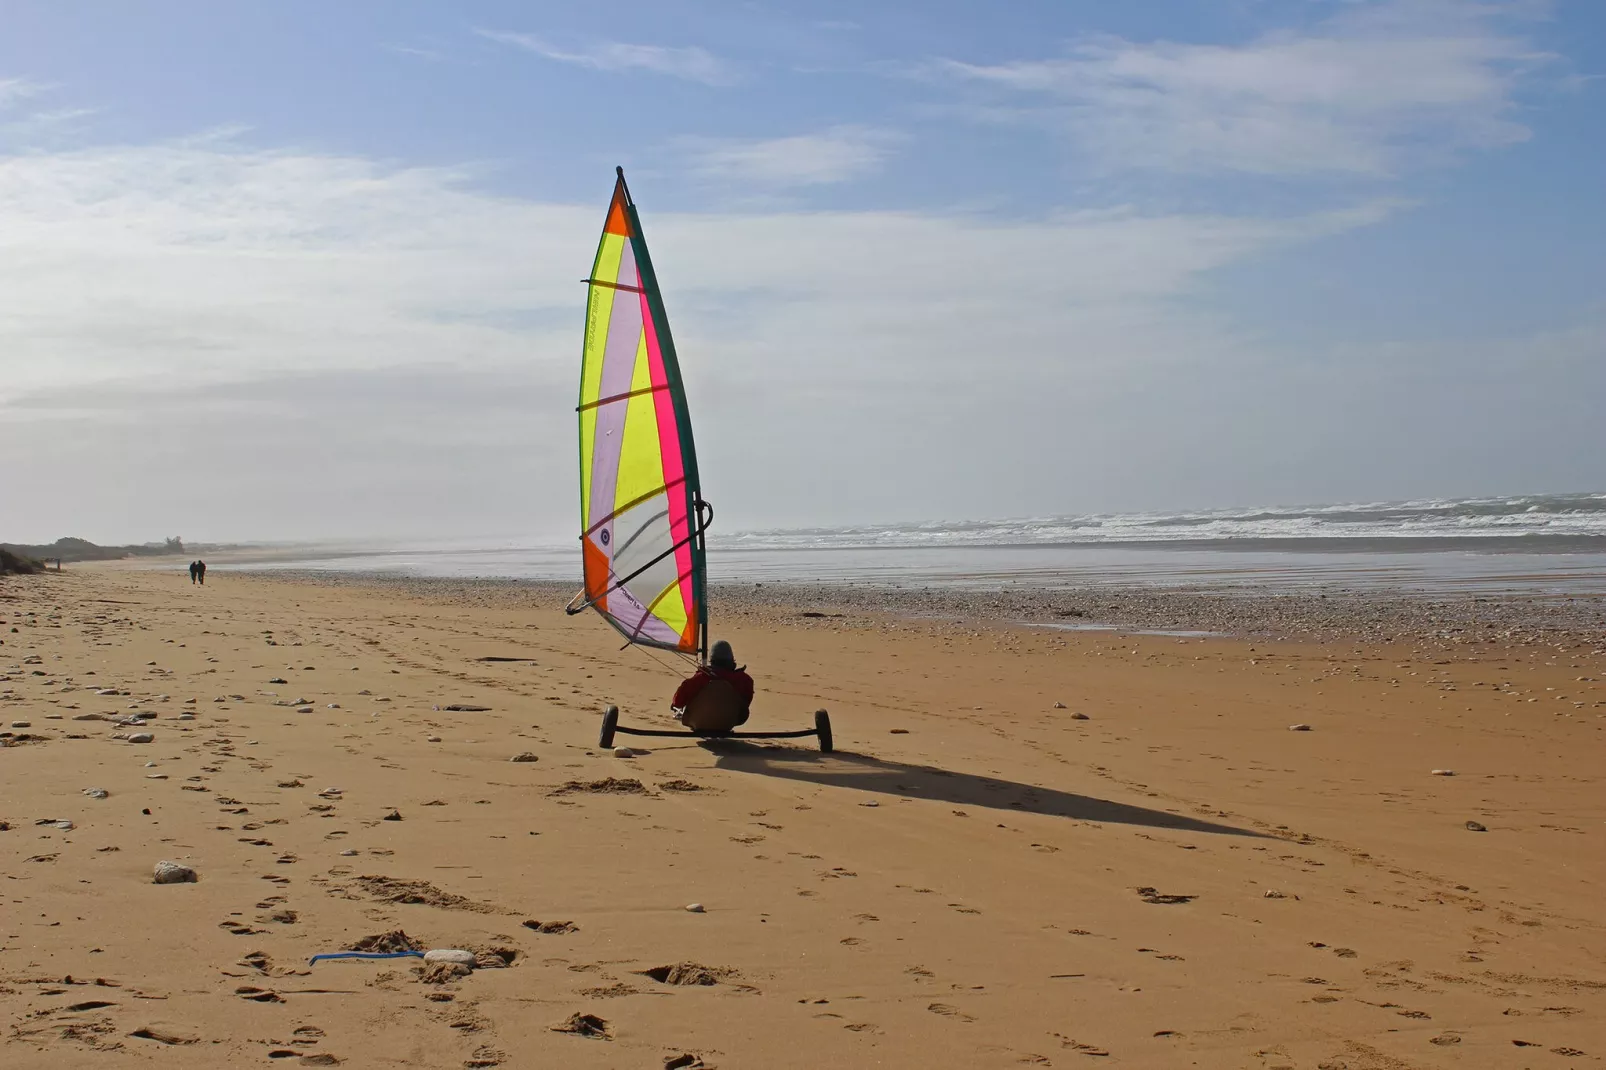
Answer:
xmin=228 ymin=492 xmax=1606 ymax=596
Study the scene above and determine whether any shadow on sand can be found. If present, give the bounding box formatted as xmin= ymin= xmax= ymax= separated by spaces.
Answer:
xmin=706 ymin=742 xmax=1265 ymax=838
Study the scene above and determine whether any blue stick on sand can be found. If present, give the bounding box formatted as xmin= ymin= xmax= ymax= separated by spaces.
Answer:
xmin=308 ymin=950 xmax=425 ymax=965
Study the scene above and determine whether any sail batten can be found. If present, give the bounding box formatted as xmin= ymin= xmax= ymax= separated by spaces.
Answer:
xmin=573 ymin=171 xmax=707 ymax=657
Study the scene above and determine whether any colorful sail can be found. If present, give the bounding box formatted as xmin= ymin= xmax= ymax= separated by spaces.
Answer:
xmin=569 ymin=169 xmax=708 ymax=656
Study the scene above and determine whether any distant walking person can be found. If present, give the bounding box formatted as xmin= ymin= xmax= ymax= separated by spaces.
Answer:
xmin=188 ymin=561 xmax=199 ymax=585
xmin=195 ymin=560 xmax=207 ymax=586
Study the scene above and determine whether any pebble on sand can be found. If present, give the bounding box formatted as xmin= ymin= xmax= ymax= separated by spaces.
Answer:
xmin=1071 ymin=712 xmax=1091 ymax=720
xmin=423 ymin=948 xmax=477 ymax=966
xmin=382 ymin=809 xmax=402 ymax=821
xmin=82 ymin=787 xmax=109 ymax=799
xmin=1289 ymin=723 xmax=1312 ymax=731
xmin=614 ymin=747 xmax=637 ymax=758
xmin=126 ymin=732 xmax=154 ymax=744
xmin=153 ymin=860 xmax=198 ymax=884
xmin=1431 ymin=769 xmax=1456 ymax=776
xmin=1465 ymin=820 xmax=1488 ymax=832
xmin=510 ymin=752 xmax=540 ymax=762
xmin=10 ymin=720 xmax=30 ymax=728
xmin=685 ymin=903 xmax=706 ymax=913
xmin=426 ymin=735 xmax=442 ymax=743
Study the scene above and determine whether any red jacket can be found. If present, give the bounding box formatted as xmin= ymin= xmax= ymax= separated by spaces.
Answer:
xmin=673 ymin=666 xmax=754 ymax=710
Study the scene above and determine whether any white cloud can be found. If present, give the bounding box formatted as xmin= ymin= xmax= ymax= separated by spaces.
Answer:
xmin=0 ymin=135 xmax=1411 ymax=538
xmin=683 ymin=125 xmax=899 ymax=187
xmin=0 ymin=78 xmax=46 ymax=110
xmin=477 ymin=29 xmax=737 ymax=85
xmin=382 ymin=43 xmax=444 ymax=63
xmin=932 ymin=0 xmax=1552 ymax=176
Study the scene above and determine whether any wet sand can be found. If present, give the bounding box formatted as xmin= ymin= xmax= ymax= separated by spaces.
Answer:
xmin=2 ymin=566 xmax=1603 ymax=1068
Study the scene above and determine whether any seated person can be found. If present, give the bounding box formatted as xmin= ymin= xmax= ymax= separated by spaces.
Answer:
xmin=672 ymin=640 xmax=754 ymax=734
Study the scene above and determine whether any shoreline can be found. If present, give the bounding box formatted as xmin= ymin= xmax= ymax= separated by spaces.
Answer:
xmin=227 ymin=567 xmax=1606 ymax=649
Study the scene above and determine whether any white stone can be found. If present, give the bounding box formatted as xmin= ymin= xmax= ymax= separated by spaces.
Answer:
xmin=613 ymin=747 xmax=636 ymax=758
xmin=83 ymin=787 xmax=109 ymax=799
xmin=423 ymin=949 xmax=476 ymax=966
xmin=153 ymin=860 xmax=197 ymax=884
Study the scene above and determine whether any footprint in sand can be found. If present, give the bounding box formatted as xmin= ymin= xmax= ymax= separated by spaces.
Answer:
xmin=130 ymin=1026 xmax=198 ymax=1045
xmin=236 ymin=986 xmax=284 ymax=1003
xmin=926 ymin=1002 xmax=975 ymax=1022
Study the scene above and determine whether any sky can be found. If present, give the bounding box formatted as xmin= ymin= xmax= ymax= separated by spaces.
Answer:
xmin=1 ymin=0 xmax=1603 ymax=544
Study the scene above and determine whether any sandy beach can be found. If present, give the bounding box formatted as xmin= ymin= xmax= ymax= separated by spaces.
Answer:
xmin=3 ymin=564 xmax=1603 ymax=1068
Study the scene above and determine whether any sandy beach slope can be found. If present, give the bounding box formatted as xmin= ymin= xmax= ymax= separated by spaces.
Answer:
xmin=2 ymin=567 xmax=1603 ymax=1068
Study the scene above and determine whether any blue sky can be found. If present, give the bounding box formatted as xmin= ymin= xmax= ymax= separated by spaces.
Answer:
xmin=1 ymin=0 xmax=1602 ymax=542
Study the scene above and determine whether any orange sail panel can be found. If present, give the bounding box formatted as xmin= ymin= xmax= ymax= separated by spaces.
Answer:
xmin=575 ymin=171 xmax=705 ymax=653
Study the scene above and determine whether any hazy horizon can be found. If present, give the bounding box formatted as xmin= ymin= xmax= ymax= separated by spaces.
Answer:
xmin=8 ymin=487 xmax=1605 ymax=551
xmin=3 ymin=1 xmax=1603 ymax=545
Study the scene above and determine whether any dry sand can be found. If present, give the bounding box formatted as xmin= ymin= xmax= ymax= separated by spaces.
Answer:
xmin=2 ymin=565 xmax=1603 ymax=1069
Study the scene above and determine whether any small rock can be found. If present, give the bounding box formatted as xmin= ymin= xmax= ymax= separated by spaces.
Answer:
xmin=295 ymin=706 xmax=314 ymax=714
xmin=426 ymin=735 xmax=441 ymax=743
xmin=510 ymin=752 xmax=539 ymax=763
xmin=326 ymin=703 xmax=340 ymax=709
xmin=1288 ymin=724 xmax=1312 ymax=731
xmin=1264 ymin=889 xmax=1288 ymax=899
xmin=126 ymin=732 xmax=154 ymax=744
xmin=1052 ymin=701 xmax=1066 ymax=709
xmin=1465 ymin=820 xmax=1487 ymax=832
xmin=614 ymin=747 xmax=636 ymax=758
xmin=268 ymin=677 xmax=287 ymax=684
xmin=153 ymin=860 xmax=197 ymax=884
xmin=339 ymin=849 xmax=358 ymax=856
xmin=423 ymin=948 xmax=477 ymax=966
xmin=82 ymin=787 xmax=109 ymax=799
xmin=382 ymin=809 xmax=402 ymax=822
xmin=1071 ymin=712 xmax=1090 ymax=720
xmin=859 ymin=800 xmax=879 ymax=807
xmin=1431 ymin=769 xmax=1456 ymax=776
xmin=685 ymin=903 xmax=705 ymax=913
xmin=10 ymin=720 xmax=30 ymax=728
